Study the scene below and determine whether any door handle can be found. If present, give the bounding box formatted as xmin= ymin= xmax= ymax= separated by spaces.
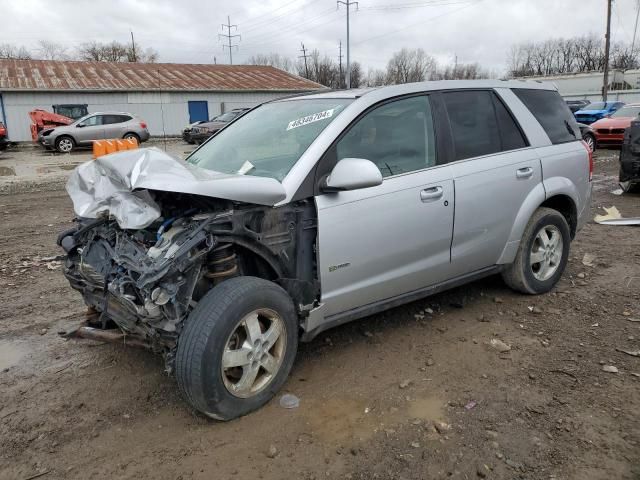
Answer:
xmin=420 ymin=186 xmax=443 ymax=202
xmin=516 ymin=167 xmax=534 ymax=179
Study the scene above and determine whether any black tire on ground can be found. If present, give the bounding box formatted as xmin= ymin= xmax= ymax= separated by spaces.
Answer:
xmin=620 ymin=181 xmax=640 ymax=193
xmin=123 ymin=132 xmax=140 ymax=144
xmin=175 ymin=276 xmax=298 ymax=420
xmin=501 ymin=207 xmax=571 ymax=295
xmin=55 ymin=136 xmax=75 ymax=153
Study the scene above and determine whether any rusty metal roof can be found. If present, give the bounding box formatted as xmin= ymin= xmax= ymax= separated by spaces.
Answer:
xmin=0 ymin=59 xmax=324 ymax=92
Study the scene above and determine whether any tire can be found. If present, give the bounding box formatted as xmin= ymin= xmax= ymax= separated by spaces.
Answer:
xmin=583 ymin=133 xmax=596 ymax=152
xmin=123 ymin=132 xmax=140 ymax=144
xmin=55 ymin=136 xmax=75 ymax=153
xmin=175 ymin=276 xmax=298 ymax=420
xmin=502 ymin=207 xmax=571 ymax=294
xmin=620 ymin=181 xmax=640 ymax=193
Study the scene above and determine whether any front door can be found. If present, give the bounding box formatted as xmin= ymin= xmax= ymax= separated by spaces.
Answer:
xmin=188 ymin=101 xmax=209 ymax=123
xmin=315 ymin=95 xmax=455 ymax=318
xmin=74 ymin=114 xmax=105 ymax=145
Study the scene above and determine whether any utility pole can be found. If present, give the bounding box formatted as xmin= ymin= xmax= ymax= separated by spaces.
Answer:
xmin=299 ymin=42 xmax=309 ymax=78
xmin=219 ymin=16 xmax=240 ymax=65
xmin=603 ymin=0 xmax=612 ymax=102
xmin=631 ymin=0 xmax=640 ymax=66
xmin=337 ymin=0 xmax=358 ymax=89
xmin=130 ymin=31 xmax=137 ymax=62
xmin=338 ymin=41 xmax=344 ymax=88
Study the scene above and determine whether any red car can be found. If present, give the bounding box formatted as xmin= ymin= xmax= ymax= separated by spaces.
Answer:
xmin=591 ymin=104 xmax=640 ymax=147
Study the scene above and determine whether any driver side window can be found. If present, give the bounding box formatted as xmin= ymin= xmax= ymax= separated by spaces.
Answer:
xmin=336 ymin=95 xmax=436 ymax=177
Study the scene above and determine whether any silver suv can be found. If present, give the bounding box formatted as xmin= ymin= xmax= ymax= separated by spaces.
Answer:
xmin=40 ymin=112 xmax=150 ymax=152
xmin=59 ymin=80 xmax=592 ymax=420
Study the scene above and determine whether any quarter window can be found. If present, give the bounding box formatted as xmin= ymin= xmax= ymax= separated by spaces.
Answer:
xmin=336 ymin=95 xmax=436 ymax=177
xmin=513 ymin=88 xmax=579 ymax=145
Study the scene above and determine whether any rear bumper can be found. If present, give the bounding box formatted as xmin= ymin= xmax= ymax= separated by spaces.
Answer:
xmin=0 ymin=137 xmax=7 ymax=151
xmin=139 ymin=130 xmax=151 ymax=143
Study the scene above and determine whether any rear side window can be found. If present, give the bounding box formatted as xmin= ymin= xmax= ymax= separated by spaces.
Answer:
xmin=102 ymin=114 xmax=131 ymax=125
xmin=494 ymin=96 xmax=528 ymax=150
xmin=443 ymin=90 xmax=501 ymax=161
xmin=513 ymin=89 xmax=579 ymax=144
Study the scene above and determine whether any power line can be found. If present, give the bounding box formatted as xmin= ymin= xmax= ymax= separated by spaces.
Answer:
xmin=337 ymin=0 xmax=359 ymax=89
xmin=219 ymin=16 xmax=241 ymax=65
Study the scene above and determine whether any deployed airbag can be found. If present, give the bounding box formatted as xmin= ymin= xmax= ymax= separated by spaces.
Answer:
xmin=66 ymin=147 xmax=287 ymax=229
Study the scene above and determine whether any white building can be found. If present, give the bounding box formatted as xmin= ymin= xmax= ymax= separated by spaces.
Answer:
xmin=0 ymin=59 xmax=323 ymax=142
xmin=520 ymin=69 xmax=640 ymax=103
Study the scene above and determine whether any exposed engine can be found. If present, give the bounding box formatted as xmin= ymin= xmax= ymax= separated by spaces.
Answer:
xmin=58 ymin=192 xmax=318 ymax=366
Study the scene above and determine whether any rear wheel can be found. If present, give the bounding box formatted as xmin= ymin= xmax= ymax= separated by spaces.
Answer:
xmin=502 ymin=207 xmax=570 ymax=294
xmin=123 ymin=132 xmax=140 ymax=144
xmin=175 ymin=276 xmax=298 ymax=420
xmin=55 ymin=136 xmax=75 ymax=153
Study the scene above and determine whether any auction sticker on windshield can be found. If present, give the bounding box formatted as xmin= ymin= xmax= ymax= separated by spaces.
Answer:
xmin=286 ymin=109 xmax=334 ymax=131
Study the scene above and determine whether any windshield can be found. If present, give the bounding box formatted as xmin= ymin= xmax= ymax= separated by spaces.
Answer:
xmin=187 ymin=99 xmax=353 ymax=181
xmin=611 ymin=106 xmax=640 ymax=118
xmin=216 ymin=111 xmax=242 ymax=122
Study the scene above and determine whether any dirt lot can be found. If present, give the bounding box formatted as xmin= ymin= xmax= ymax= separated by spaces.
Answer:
xmin=0 ymin=147 xmax=639 ymax=480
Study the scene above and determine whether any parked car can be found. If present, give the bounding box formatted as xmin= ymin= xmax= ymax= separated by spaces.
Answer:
xmin=574 ymin=101 xmax=624 ymax=124
xmin=619 ymin=119 xmax=640 ymax=193
xmin=589 ymin=103 xmax=640 ymax=147
xmin=189 ymin=108 xmax=250 ymax=144
xmin=566 ymin=99 xmax=590 ymax=113
xmin=59 ymin=81 xmax=591 ymax=420
xmin=577 ymin=122 xmax=596 ymax=151
xmin=39 ymin=112 xmax=150 ymax=153
xmin=182 ymin=120 xmax=206 ymax=144
xmin=0 ymin=121 xmax=7 ymax=151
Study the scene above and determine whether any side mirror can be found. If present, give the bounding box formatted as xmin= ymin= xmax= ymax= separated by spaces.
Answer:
xmin=77 ymin=123 xmax=85 ymax=128
xmin=323 ymin=158 xmax=383 ymax=192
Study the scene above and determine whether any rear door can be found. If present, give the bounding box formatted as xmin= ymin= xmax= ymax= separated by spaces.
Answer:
xmin=316 ymin=94 xmax=455 ymax=317
xmin=442 ymin=89 xmax=542 ymax=276
xmin=102 ymin=114 xmax=131 ymax=139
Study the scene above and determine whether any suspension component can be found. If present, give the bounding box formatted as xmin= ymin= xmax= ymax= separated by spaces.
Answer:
xmin=204 ymin=243 xmax=238 ymax=283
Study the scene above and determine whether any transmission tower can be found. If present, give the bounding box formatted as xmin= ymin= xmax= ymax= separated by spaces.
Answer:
xmin=219 ymin=16 xmax=240 ymax=65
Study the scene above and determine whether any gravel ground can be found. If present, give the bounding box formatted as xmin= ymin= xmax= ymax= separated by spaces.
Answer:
xmin=0 ymin=147 xmax=638 ymax=480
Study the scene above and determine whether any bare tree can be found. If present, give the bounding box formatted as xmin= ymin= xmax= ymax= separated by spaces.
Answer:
xmin=37 ymin=40 xmax=69 ymax=60
xmin=349 ymin=61 xmax=363 ymax=88
xmin=385 ymin=48 xmax=437 ymax=84
xmin=0 ymin=43 xmax=32 ymax=59
xmin=434 ymin=62 xmax=491 ymax=80
xmin=246 ymin=53 xmax=295 ymax=73
xmin=77 ymin=41 xmax=158 ymax=63
xmin=366 ymin=67 xmax=388 ymax=86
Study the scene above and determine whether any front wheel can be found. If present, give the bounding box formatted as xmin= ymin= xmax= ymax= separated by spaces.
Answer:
xmin=175 ymin=276 xmax=298 ymax=420
xmin=55 ymin=136 xmax=75 ymax=153
xmin=502 ymin=207 xmax=571 ymax=294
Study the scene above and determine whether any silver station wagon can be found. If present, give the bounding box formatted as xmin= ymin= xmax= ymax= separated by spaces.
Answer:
xmin=59 ymin=80 xmax=592 ymax=420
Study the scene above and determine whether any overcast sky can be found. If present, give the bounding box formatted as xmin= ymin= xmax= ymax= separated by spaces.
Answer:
xmin=2 ymin=0 xmax=639 ymax=74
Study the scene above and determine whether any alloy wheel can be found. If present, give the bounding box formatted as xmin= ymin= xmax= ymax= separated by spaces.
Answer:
xmin=529 ymin=224 xmax=564 ymax=281
xmin=221 ymin=309 xmax=286 ymax=398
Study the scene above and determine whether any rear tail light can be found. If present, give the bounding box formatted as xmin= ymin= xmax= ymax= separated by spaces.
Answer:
xmin=581 ymin=140 xmax=593 ymax=181
xmin=139 ymin=122 xmax=147 ymax=129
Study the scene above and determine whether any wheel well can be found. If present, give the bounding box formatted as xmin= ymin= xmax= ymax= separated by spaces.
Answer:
xmin=123 ymin=132 xmax=140 ymax=140
xmin=56 ymin=134 xmax=74 ymax=144
xmin=235 ymin=245 xmax=279 ymax=281
xmin=540 ymin=195 xmax=577 ymax=238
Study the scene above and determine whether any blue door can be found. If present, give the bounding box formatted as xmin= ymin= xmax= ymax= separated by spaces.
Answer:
xmin=188 ymin=101 xmax=209 ymax=123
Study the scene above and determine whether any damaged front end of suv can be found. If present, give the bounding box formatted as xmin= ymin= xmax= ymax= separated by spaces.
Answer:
xmin=58 ymin=148 xmax=318 ymax=373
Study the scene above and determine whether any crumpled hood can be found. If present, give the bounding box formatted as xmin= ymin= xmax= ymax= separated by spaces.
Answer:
xmin=66 ymin=147 xmax=286 ymax=230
